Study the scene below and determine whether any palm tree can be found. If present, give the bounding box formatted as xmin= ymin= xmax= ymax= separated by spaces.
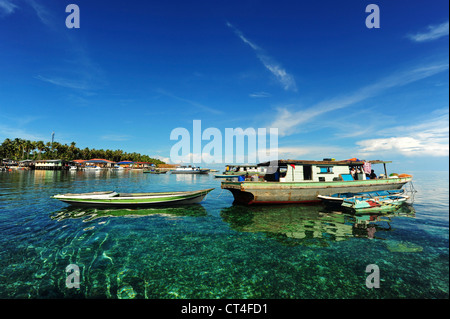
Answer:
xmin=23 ymin=140 xmax=33 ymax=160
xmin=1 ymin=138 xmax=13 ymax=159
xmin=29 ymin=141 xmax=37 ymax=159
xmin=36 ymin=141 xmax=45 ymax=160
xmin=1 ymin=138 xmax=167 ymax=164
xmin=12 ymin=138 xmax=25 ymax=160
xmin=45 ymin=142 xmax=52 ymax=159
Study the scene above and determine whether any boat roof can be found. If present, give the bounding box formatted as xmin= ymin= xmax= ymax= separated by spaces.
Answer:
xmin=226 ymin=164 xmax=258 ymax=167
xmin=257 ymin=159 xmax=392 ymax=166
xmin=83 ymin=158 xmax=116 ymax=163
xmin=35 ymin=159 xmax=65 ymax=163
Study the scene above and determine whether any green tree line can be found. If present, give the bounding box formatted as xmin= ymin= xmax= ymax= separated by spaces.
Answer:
xmin=0 ymin=138 xmax=166 ymax=165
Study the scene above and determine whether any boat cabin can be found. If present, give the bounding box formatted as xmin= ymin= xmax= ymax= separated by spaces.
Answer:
xmin=224 ymin=164 xmax=267 ymax=175
xmin=258 ymin=159 xmax=391 ymax=182
xmin=176 ymin=165 xmax=203 ymax=171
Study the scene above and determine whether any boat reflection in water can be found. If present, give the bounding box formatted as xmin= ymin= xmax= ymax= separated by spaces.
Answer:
xmin=51 ymin=204 xmax=208 ymax=222
xmin=220 ymin=203 xmax=415 ymax=245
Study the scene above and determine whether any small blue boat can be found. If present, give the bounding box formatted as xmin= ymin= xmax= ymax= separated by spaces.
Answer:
xmin=318 ymin=189 xmax=409 ymax=213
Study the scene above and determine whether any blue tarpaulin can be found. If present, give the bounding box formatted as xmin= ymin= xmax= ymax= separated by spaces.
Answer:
xmin=84 ymin=159 xmax=115 ymax=163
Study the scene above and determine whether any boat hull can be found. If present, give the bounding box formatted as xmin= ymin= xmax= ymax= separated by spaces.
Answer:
xmin=317 ymin=189 xmax=405 ymax=209
xmin=53 ymin=188 xmax=214 ymax=207
xmin=143 ymin=171 xmax=166 ymax=174
xmin=214 ymin=174 xmax=241 ymax=178
xmin=221 ymin=178 xmax=412 ymax=205
xmin=171 ymin=171 xmax=209 ymax=174
xmin=341 ymin=196 xmax=409 ymax=214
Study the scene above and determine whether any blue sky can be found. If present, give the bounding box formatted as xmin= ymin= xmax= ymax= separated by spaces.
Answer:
xmin=0 ymin=0 xmax=448 ymax=171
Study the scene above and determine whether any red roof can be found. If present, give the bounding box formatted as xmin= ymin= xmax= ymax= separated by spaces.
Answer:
xmin=83 ymin=158 xmax=116 ymax=163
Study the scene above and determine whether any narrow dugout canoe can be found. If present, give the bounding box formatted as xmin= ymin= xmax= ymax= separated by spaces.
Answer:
xmin=52 ymin=188 xmax=214 ymax=207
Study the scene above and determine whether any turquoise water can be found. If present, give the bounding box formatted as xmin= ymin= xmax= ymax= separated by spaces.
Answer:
xmin=0 ymin=170 xmax=448 ymax=299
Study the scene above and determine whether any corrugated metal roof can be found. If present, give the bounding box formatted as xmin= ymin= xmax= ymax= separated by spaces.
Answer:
xmin=84 ymin=158 xmax=116 ymax=163
xmin=258 ymin=159 xmax=392 ymax=166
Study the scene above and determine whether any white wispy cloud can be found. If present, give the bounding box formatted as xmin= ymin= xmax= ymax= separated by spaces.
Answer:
xmin=277 ymin=145 xmax=348 ymax=160
xmin=0 ymin=0 xmax=17 ymax=17
xmin=100 ymin=134 xmax=133 ymax=142
xmin=1 ymin=0 xmax=54 ymax=26
xmin=156 ymin=89 xmax=224 ymax=115
xmin=0 ymin=124 xmax=46 ymax=141
xmin=357 ymin=109 xmax=449 ymax=157
xmin=277 ymin=110 xmax=449 ymax=159
xmin=249 ymin=91 xmax=272 ymax=98
xmin=18 ymin=1 xmax=104 ymax=92
xmin=150 ymin=154 xmax=171 ymax=164
xmin=35 ymin=75 xmax=90 ymax=90
xmin=0 ymin=113 xmax=48 ymax=142
xmin=25 ymin=0 xmax=53 ymax=27
xmin=407 ymin=21 xmax=449 ymax=42
xmin=226 ymin=22 xmax=297 ymax=92
xmin=269 ymin=62 xmax=449 ymax=136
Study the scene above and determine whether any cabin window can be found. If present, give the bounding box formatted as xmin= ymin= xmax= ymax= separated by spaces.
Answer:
xmin=318 ymin=166 xmax=333 ymax=174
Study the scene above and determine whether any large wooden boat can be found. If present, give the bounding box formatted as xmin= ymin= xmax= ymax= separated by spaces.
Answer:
xmin=221 ymin=159 xmax=412 ymax=205
xmin=52 ymin=188 xmax=214 ymax=207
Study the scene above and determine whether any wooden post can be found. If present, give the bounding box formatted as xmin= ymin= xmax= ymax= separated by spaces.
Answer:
xmin=383 ymin=163 xmax=387 ymax=178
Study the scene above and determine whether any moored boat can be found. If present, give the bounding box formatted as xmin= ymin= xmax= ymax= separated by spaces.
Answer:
xmin=52 ymin=188 xmax=214 ymax=207
xmin=340 ymin=193 xmax=409 ymax=214
xmin=171 ymin=165 xmax=209 ymax=174
xmin=317 ymin=189 xmax=406 ymax=208
xmin=85 ymin=166 xmax=102 ymax=171
xmin=143 ymin=170 xmax=166 ymax=174
xmin=221 ymin=159 xmax=413 ymax=205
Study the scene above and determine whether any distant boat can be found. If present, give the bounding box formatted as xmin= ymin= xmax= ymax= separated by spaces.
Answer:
xmin=171 ymin=166 xmax=209 ymax=174
xmin=85 ymin=166 xmax=102 ymax=171
xmin=52 ymin=188 xmax=214 ymax=207
xmin=143 ymin=170 xmax=166 ymax=174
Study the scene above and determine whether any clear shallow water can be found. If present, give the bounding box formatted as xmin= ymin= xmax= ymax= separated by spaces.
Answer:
xmin=0 ymin=170 xmax=448 ymax=299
